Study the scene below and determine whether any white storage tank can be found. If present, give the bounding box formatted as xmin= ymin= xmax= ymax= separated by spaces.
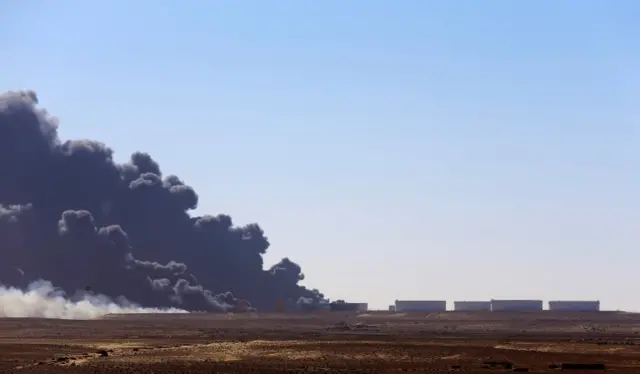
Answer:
xmin=548 ymin=300 xmax=600 ymax=312
xmin=395 ymin=300 xmax=446 ymax=312
xmin=490 ymin=299 xmax=543 ymax=311
xmin=454 ymin=301 xmax=491 ymax=311
xmin=356 ymin=303 xmax=368 ymax=312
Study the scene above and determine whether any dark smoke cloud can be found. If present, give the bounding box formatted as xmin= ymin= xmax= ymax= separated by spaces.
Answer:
xmin=0 ymin=90 xmax=325 ymax=311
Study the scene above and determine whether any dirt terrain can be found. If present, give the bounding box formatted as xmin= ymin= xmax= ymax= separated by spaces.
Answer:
xmin=0 ymin=311 xmax=639 ymax=373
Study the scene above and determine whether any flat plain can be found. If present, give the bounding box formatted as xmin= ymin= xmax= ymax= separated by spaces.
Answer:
xmin=0 ymin=310 xmax=639 ymax=373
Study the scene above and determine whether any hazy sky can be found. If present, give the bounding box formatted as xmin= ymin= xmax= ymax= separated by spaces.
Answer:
xmin=3 ymin=1 xmax=639 ymax=311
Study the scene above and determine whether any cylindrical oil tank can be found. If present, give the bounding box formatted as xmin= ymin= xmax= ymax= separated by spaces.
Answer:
xmin=395 ymin=300 xmax=446 ymax=312
xmin=490 ymin=299 xmax=543 ymax=311
xmin=329 ymin=302 xmax=360 ymax=312
xmin=548 ymin=301 xmax=600 ymax=312
xmin=454 ymin=301 xmax=491 ymax=311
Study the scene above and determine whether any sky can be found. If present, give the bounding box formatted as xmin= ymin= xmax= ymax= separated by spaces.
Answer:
xmin=2 ymin=0 xmax=640 ymax=311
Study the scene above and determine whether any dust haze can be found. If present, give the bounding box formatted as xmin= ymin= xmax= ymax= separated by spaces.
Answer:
xmin=0 ymin=280 xmax=187 ymax=319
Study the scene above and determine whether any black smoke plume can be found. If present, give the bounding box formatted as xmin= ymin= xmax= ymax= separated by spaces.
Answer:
xmin=0 ymin=90 xmax=325 ymax=311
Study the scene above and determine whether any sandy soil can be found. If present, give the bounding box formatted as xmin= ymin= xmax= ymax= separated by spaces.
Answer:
xmin=1 ymin=310 xmax=639 ymax=373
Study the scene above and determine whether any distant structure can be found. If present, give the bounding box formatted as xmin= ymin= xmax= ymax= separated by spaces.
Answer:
xmin=329 ymin=301 xmax=361 ymax=312
xmin=548 ymin=300 xmax=600 ymax=312
xmin=294 ymin=298 xmax=329 ymax=313
xmin=356 ymin=303 xmax=368 ymax=312
xmin=395 ymin=300 xmax=446 ymax=312
xmin=490 ymin=299 xmax=543 ymax=311
xmin=454 ymin=301 xmax=491 ymax=311
xmin=389 ymin=305 xmax=396 ymax=312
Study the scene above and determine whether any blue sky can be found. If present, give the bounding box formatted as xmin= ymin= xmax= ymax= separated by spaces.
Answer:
xmin=3 ymin=1 xmax=640 ymax=310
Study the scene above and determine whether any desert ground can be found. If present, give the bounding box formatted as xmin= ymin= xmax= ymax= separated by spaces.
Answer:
xmin=0 ymin=311 xmax=638 ymax=373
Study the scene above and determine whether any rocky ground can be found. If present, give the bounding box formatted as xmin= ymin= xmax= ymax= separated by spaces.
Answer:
xmin=0 ymin=310 xmax=638 ymax=373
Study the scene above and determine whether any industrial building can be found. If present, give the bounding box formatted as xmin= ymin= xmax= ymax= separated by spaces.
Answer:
xmin=395 ymin=300 xmax=446 ymax=312
xmin=490 ymin=299 xmax=543 ymax=311
xmin=548 ymin=300 xmax=600 ymax=312
xmin=453 ymin=301 xmax=492 ymax=311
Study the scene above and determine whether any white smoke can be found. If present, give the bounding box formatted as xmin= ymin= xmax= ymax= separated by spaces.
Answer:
xmin=0 ymin=280 xmax=187 ymax=319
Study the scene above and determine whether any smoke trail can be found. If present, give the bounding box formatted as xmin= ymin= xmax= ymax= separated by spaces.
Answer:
xmin=0 ymin=280 xmax=187 ymax=319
